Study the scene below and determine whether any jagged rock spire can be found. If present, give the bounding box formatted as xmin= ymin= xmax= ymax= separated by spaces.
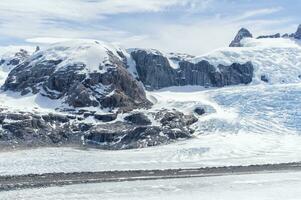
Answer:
xmin=294 ymin=24 xmax=301 ymax=39
xmin=229 ymin=28 xmax=253 ymax=47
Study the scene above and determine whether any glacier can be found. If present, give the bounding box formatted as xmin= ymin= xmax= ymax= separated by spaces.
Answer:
xmin=1 ymin=35 xmax=301 ymax=174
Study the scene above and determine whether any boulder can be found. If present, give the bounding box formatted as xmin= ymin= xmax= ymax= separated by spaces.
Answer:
xmin=94 ymin=113 xmax=117 ymax=122
xmin=124 ymin=112 xmax=151 ymax=125
xmin=194 ymin=107 xmax=205 ymax=115
xmin=261 ymin=75 xmax=269 ymax=83
xmin=157 ymin=110 xmax=198 ymax=129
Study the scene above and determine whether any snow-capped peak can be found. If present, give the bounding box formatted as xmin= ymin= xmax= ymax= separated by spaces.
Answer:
xmin=30 ymin=39 xmax=125 ymax=74
xmin=295 ymin=24 xmax=301 ymax=39
xmin=229 ymin=28 xmax=253 ymax=47
xmin=194 ymin=37 xmax=301 ymax=85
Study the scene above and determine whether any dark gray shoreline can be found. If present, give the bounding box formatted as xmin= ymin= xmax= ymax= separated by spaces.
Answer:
xmin=1 ymin=162 xmax=301 ymax=192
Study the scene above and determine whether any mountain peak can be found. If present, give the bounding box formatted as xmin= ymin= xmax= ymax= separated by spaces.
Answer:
xmin=294 ymin=24 xmax=301 ymax=39
xmin=229 ymin=28 xmax=253 ymax=47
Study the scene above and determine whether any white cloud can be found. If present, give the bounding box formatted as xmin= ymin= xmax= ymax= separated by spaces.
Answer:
xmin=0 ymin=0 xmax=212 ymax=41
xmin=232 ymin=7 xmax=283 ymax=21
xmin=113 ymin=8 xmax=295 ymax=55
xmin=0 ymin=0 xmax=297 ymax=55
xmin=0 ymin=0 xmax=209 ymax=21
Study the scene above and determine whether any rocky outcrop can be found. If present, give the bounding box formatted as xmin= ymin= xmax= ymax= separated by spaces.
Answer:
xmin=0 ymin=111 xmax=81 ymax=147
xmin=257 ymin=33 xmax=281 ymax=39
xmin=131 ymin=49 xmax=254 ymax=90
xmin=266 ymin=24 xmax=301 ymax=39
xmin=0 ymin=39 xmax=258 ymax=150
xmin=229 ymin=28 xmax=253 ymax=47
xmin=0 ymin=49 xmax=30 ymax=70
xmin=261 ymin=75 xmax=269 ymax=83
xmin=2 ymin=41 xmax=152 ymax=112
xmin=124 ymin=112 xmax=151 ymax=125
xmin=294 ymin=24 xmax=301 ymax=39
xmin=130 ymin=49 xmax=178 ymax=89
xmin=0 ymin=108 xmax=198 ymax=150
xmin=194 ymin=107 xmax=205 ymax=115
xmin=85 ymin=109 xmax=198 ymax=150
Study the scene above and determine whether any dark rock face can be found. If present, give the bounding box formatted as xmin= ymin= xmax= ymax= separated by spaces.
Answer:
xmin=295 ymin=24 xmax=301 ymax=39
xmin=280 ymin=24 xmax=301 ymax=39
xmin=261 ymin=75 xmax=269 ymax=83
xmin=130 ymin=49 xmax=178 ymax=90
xmin=84 ymin=109 xmax=198 ymax=150
xmin=131 ymin=49 xmax=254 ymax=90
xmin=229 ymin=28 xmax=253 ymax=47
xmin=0 ymin=111 xmax=80 ymax=147
xmin=0 ymin=108 xmax=198 ymax=150
xmin=124 ymin=112 xmax=151 ymax=125
xmin=94 ymin=113 xmax=117 ymax=122
xmin=194 ymin=107 xmax=205 ymax=115
xmin=0 ymin=49 xmax=30 ymax=70
xmin=157 ymin=110 xmax=198 ymax=129
xmin=0 ymin=40 xmax=259 ymax=150
xmin=257 ymin=33 xmax=281 ymax=39
xmin=3 ymin=46 xmax=152 ymax=112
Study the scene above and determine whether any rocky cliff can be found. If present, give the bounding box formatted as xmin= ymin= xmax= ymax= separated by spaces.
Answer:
xmin=294 ymin=24 xmax=301 ymax=39
xmin=2 ymin=40 xmax=152 ymax=112
xmin=130 ymin=49 xmax=254 ymax=90
xmin=0 ymin=39 xmax=256 ymax=150
xmin=229 ymin=28 xmax=253 ymax=47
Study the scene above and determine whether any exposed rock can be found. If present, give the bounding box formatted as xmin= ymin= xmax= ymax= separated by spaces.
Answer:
xmin=257 ymin=33 xmax=280 ymax=39
xmin=131 ymin=49 xmax=254 ymax=90
xmin=94 ymin=113 xmax=117 ymax=122
xmin=3 ymin=41 xmax=152 ymax=112
xmin=66 ymin=82 xmax=99 ymax=108
xmin=295 ymin=24 xmax=301 ymax=39
xmin=0 ymin=49 xmax=31 ymax=70
xmin=82 ymin=109 xmax=198 ymax=150
xmin=194 ymin=107 xmax=205 ymax=115
xmin=261 ymin=75 xmax=269 ymax=83
xmin=0 ymin=108 xmax=199 ymax=150
xmin=229 ymin=28 xmax=253 ymax=47
xmin=124 ymin=112 xmax=151 ymax=125
xmin=168 ymin=52 xmax=195 ymax=62
xmin=84 ymin=109 xmax=198 ymax=150
xmin=130 ymin=49 xmax=178 ymax=90
xmin=156 ymin=109 xmax=198 ymax=131
xmin=0 ymin=112 xmax=80 ymax=146
xmin=42 ymin=113 xmax=69 ymax=123
xmin=281 ymin=25 xmax=301 ymax=39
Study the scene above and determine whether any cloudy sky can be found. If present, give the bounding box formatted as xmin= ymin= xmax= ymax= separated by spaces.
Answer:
xmin=0 ymin=0 xmax=300 ymax=55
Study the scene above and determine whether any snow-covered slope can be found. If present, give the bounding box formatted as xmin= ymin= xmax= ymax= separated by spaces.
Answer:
xmin=2 ymin=39 xmax=150 ymax=112
xmin=3 ymin=83 xmax=301 ymax=175
xmin=194 ymin=38 xmax=301 ymax=84
xmin=2 ymin=171 xmax=301 ymax=200
xmin=0 ymin=46 xmax=34 ymax=85
xmin=31 ymin=40 xmax=125 ymax=74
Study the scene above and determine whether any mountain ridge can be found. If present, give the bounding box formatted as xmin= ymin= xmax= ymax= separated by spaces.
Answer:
xmin=0 ymin=25 xmax=300 ymax=150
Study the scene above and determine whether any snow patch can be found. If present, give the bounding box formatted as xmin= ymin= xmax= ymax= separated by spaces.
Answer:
xmin=194 ymin=37 xmax=301 ymax=84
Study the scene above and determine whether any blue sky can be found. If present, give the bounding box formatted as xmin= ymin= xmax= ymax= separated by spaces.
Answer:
xmin=0 ymin=0 xmax=300 ymax=54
